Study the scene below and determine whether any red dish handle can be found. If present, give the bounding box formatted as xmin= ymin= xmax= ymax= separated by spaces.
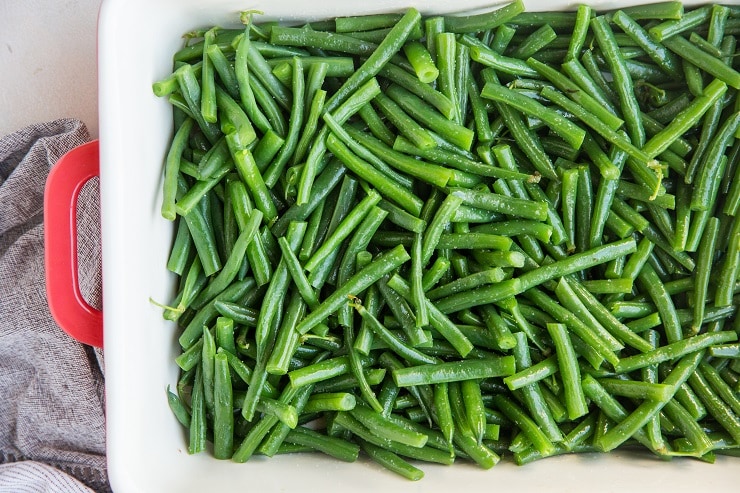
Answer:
xmin=44 ymin=140 xmax=104 ymax=348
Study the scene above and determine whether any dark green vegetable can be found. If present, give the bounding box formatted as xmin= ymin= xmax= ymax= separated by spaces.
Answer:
xmin=156 ymin=2 xmax=740 ymax=481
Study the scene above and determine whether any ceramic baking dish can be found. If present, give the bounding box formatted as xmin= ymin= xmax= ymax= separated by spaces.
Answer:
xmin=44 ymin=0 xmax=738 ymax=490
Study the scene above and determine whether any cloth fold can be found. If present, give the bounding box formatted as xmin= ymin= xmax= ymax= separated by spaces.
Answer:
xmin=0 ymin=119 xmax=109 ymax=493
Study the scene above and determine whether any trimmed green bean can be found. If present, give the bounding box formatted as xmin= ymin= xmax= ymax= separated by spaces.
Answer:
xmin=392 ymin=357 xmax=515 ymax=387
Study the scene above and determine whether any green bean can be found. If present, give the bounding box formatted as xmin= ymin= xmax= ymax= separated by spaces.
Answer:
xmin=212 ymin=352 xmax=234 ymax=459
xmin=510 ymin=10 xmax=577 ymax=29
xmin=359 ymin=441 xmax=424 ymax=480
xmin=215 ymin=317 xmax=238 ymax=358
xmin=692 ymin=113 xmax=740 ymax=211
xmin=611 ymin=10 xmax=681 ymax=77
xmin=166 ymin=216 xmax=195 ymax=278
xmin=297 ymin=78 xmax=381 ymax=206
xmin=540 ymin=87 xmax=661 ymax=197
xmin=619 ymin=1 xmax=684 ymax=20
xmin=352 ymin=303 xmax=438 ymax=366
xmin=492 ymin=394 xmax=556 ymax=456
xmin=293 ymin=89 xmax=326 ymax=166
xmin=227 ymin=180 xmax=273 ymax=285
xmin=471 ymin=220 xmax=552 ymax=243
xmin=555 ymin=279 xmax=623 ymax=350
xmin=568 ymin=4 xmax=593 ymax=61
xmin=598 ymin=377 xmax=672 ymax=401
xmin=351 ymin=405 xmax=428 ymax=448
xmin=324 ymin=8 xmax=421 ymax=113
xmin=386 ymin=84 xmax=474 ymax=151
xmin=649 ymin=5 xmax=713 ymax=41
xmin=401 ymin=40 xmax=438 ymax=83
xmin=598 ymin=351 xmax=702 ymax=453
xmin=591 ymin=16 xmax=645 ymax=147
xmin=700 ymin=362 xmax=740 ymax=417
xmin=434 ymin=32 xmax=459 ymax=122
xmin=282 ymin=426 xmax=359 ymax=463
xmin=226 ymin=136 xmax=277 ymax=223
xmin=303 ymin=393 xmax=357 ymax=414
xmin=435 ymin=238 xmax=636 ymax=314
xmin=346 ymin=132 xmax=451 ymax=190
xmin=376 ymin=64 xmax=455 ymax=120
xmin=335 ymin=13 xmax=404 ymax=32
xmin=482 ymin=82 xmax=585 ymax=150
xmin=188 ymin=366 xmax=207 ymax=454
xmin=403 ymin=234 xmax=427 ymax=331
xmin=692 ymin=217 xmax=720 ymax=331
xmin=511 ymin=332 xmax=563 ymax=442
xmin=503 ymin=355 xmax=558 ymax=391
xmin=295 ymin=245 xmax=410 ymax=335
xmin=242 ymin=222 xmax=305 ymax=419
xmin=275 ymin=237 xmax=318 ymax=310
xmin=458 ymin=378 xmax=485 ymax=444
xmin=174 ymin=63 xmax=222 ymax=144
xmin=420 ymin=193 xmax=464 ymax=266
xmin=192 ymin=210 xmax=263 ymax=310
xmin=233 ymin=34 xmax=274 ymax=135
xmin=333 ymin=412 xmax=453 ymax=465
xmin=337 ymin=208 xmax=390 ymax=321
xmin=246 ymin=41 xmax=292 ymax=110
xmin=469 ymin=43 xmax=540 ymax=78
xmin=431 ymin=382 xmax=454 ymax=449
xmin=613 ymin=181 xmax=673 ymax=210
xmin=643 ymin=79 xmax=727 ymax=159
xmin=444 ymin=0 xmax=524 ymax=33
xmin=588 ymin=159 xmax=624 ymax=250
xmin=478 ymin=305 xmax=516 ymax=352
xmin=466 ymin=75 xmax=492 ymax=145
xmin=233 ymin=383 xmax=301 ymax=462
xmin=565 ymin=278 xmax=652 ymax=353
xmin=357 ymin=104 xmax=395 ymax=147
xmin=662 ymin=35 xmax=740 ymax=90
xmin=690 ymin=32 xmax=724 ymax=57
xmin=715 ymin=216 xmax=740 ymax=308
xmin=526 ymin=288 xmax=616 ymax=369
xmin=176 ymin=168 xmax=232 ymax=219
xmin=616 ymin=331 xmax=738 ymax=374
xmin=166 ymin=385 xmax=191 ymax=429
xmin=510 ymin=24 xmax=557 ymax=60
xmin=689 ymin=365 xmax=740 ymax=443
xmin=394 ymin=137 xmax=530 ymax=182
xmin=572 ymin=166 xmax=592 ymax=254
xmin=326 ymin=134 xmax=423 ymax=216
xmin=392 ymin=357 xmax=515 ymax=387
xmin=304 ymin=190 xmax=381 ymax=273
xmin=526 ymin=57 xmax=623 ymax=133
xmin=262 ymin=57 xmax=305 ymax=187
xmin=545 ymin=323 xmax=588 ymax=420
xmin=312 ymin=368 xmax=387 ymax=395
xmin=376 ymin=95 xmax=436 ymax=151
xmin=162 ymin=119 xmax=195 ymax=221
xmin=489 ymin=24 xmax=516 ymax=54
xmin=184 ymin=188 xmax=225 ymax=271
xmin=450 ymin=187 xmax=548 ymax=221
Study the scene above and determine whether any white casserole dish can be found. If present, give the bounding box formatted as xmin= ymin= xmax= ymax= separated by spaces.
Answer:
xmin=90 ymin=0 xmax=739 ymax=490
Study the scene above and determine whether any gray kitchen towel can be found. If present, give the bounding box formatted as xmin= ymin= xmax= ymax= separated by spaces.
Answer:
xmin=0 ymin=118 xmax=109 ymax=492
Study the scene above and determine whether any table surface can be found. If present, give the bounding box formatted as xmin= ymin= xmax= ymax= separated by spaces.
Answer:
xmin=1 ymin=0 xmax=102 ymax=139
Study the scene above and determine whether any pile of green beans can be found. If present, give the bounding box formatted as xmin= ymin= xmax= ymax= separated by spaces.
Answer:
xmin=156 ymin=0 xmax=740 ymax=480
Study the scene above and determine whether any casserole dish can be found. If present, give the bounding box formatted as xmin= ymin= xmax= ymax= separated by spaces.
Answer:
xmin=45 ymin=0 xmax=739 ymax=490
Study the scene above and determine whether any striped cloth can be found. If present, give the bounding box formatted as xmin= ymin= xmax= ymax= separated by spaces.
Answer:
xmin=0 ymin=119 xmax=108 ymax=492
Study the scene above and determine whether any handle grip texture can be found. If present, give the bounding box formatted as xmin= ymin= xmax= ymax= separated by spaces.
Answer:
xmin=44 ymin=140 xmax=104 ymax=347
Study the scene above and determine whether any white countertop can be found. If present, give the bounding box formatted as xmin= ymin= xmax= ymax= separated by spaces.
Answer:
xmin=1 ymin=0 xmax=102 ymax=139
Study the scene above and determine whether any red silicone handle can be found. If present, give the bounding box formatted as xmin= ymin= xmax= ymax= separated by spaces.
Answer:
xmin=44 ymin=140 xmax=104 ymax=348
